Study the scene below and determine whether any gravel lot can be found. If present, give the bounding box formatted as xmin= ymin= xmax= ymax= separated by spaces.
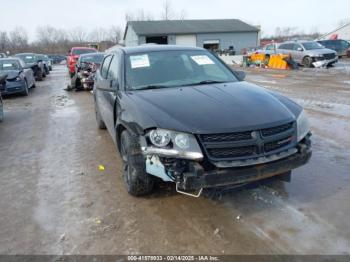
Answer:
xmin=0 ymin=62 xmax=349 ymax=255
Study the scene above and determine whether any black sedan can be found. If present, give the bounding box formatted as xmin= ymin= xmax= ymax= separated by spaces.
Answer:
xmin=94 ymin=45 xmax=312 ymax=197
xmin=0 ymin=58 xmax=35 ymax=96
xmin=0 ymin=73 xmax=6 ymax=121
xmin=14 ymin=53 xmax=46 ymax=80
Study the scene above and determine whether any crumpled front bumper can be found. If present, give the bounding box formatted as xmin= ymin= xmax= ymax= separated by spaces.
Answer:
xmin=178 ymin=137 xmax=312 ymax=190
xmin=1 ymin=81 xmax=26 ymax=95
xmin=312 ymin=57 xmax=338 ymax=67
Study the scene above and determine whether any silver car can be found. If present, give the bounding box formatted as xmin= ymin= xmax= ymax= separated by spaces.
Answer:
xmin=277 ymin=40 xmax=338 ymax=67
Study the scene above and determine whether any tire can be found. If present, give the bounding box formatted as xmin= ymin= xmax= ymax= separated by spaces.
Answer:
xmin=32 ymin=83 xmax=36 ymax=88
xmin=36 ymin=71 xmax=43 ymax=81
xmin=94 ymin=101 xmax=106 ymax=129
xmin=0 ymin=102 xmax=3 ymax=122
xmin=22 ymin=80 xmax=29 ymax=96
xmin=303 ymin=56 xmax=313 ymax=68
xmin=120 ymin=130 xmax=154 ymax=196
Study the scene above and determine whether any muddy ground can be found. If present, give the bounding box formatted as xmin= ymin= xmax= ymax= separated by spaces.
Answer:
xmin=0 ymin=62 xmax=349 ymax=255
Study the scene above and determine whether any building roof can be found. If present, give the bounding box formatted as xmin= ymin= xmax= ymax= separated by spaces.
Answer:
xmin=124 ymin=19 xmax=259 ymax=39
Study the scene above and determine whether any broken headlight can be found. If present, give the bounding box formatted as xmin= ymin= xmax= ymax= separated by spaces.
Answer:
xmin=149 ymin=129 xmax=171 ymax=147
xmin=297 ymin=110 xmax=310 ymax=142
xmin=145 ymin=129 xmax=203 ymax=160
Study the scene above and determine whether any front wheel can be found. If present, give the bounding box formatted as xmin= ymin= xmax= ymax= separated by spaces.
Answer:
xmin=0 ymin=101 xmax=3 ymax=122
xmin=22 ymin=81 xmax=29 ymax=96
xmin=303 ymin=56 xmax=313 ymax=68
xmin=120 ymin=130 xmax=154 ymax=196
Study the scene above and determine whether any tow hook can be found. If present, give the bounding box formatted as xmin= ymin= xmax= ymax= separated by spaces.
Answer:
xmin=176 ymin=183 xmax=203 ymax=198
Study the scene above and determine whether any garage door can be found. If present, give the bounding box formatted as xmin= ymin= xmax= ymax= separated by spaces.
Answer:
xmin=176 ymin=35 xmax=197 ymax=47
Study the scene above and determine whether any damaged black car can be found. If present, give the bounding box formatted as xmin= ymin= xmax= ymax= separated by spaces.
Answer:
xmin=94 ymin=45 xmax=312 ymax=197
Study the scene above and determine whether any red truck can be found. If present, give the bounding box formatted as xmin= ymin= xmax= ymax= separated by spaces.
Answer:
xmin=67 ymin=47 xmax=97 ymax=77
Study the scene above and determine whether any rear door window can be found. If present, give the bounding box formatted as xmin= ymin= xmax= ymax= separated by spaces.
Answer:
xmin=279 ymin=43 xmax=293 ymax=50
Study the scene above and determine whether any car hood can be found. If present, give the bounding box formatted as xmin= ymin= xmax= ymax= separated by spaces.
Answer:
xmin=2 ymin=70 xmax=20 ymax=80
xmin=308 ymin=48 xmax=337 ymax=55
xmin=128 ymin=82 xmax=301 ymax=134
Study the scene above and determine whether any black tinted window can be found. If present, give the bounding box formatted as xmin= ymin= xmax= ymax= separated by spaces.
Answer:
xmin=72 ymin=49 xmax=97 ymax=55
xmin=293 ymin=44 xmax=302 ymax=50
xmin=100 ymin=56 xmax=112 ymax=79
xmin=279 ymin=44 xmax=293 ymax=50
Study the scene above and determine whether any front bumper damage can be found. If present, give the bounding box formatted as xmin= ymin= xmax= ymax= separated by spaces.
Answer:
xmin=142 ymin=135 xmax=312 ymax=194
xmin=312 ymin=57 xmax=338 ymax=67
xmin=0 ymin=81 xmax=26 ymax=95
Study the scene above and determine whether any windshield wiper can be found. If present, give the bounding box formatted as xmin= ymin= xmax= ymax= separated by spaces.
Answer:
xmin=136 ymin=85 xmax=168 ymax=90
xmin=183 ymin=80 xmax=227 ymax=86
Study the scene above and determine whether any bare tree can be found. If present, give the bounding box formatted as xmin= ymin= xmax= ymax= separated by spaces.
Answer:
xmin=179 ymin=9 xmax=187 ymax=20
xmin=161 ymin=0 xmax=173 ymax=20
xmin=125 ymin=10 xmax=154 ymax=22
xmin=109 ymin=26 xmax=122 ymax=43
xmin=0 ymin=31 xmax=10 ymax=51
xmin=9 ymin=27 xmax=28 ymax=52
xmin=69 ymin=27 xmax=87 ymax=43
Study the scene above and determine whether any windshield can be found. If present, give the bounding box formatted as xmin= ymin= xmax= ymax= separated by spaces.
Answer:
xmin=39 ymin=55 xmax=49 ymax=61
xmin=16 ymin=54 xmax=36 ymax=63
xmin=72 ymin=49 xmax=97 ymax=55
xmin=302 ymin=42 xmax=324 ymax=50
xmin=0 ymin=60 xmax=20 ymax=71
xmin=126 ymin=50 xmax=238 ymax=90
xmin=80 ymin=54 xmax=104 ymax=64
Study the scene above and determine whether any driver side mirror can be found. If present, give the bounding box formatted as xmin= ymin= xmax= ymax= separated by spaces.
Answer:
xmin=234 ymin=70 xmax=246 ymax=81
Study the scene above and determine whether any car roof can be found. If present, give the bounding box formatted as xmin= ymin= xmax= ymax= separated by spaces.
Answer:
xmin=71 ymin=47 xmax=96 ymax=50
xmin=0 ymin=57 xmax=22 ymax=61
xmin=79 ymin=52 xmax=104 ymax=57
xmin=15 ymin=53 xmax=36 ymax=56
xmin=109 ymin=44 xmax=205 ymax=55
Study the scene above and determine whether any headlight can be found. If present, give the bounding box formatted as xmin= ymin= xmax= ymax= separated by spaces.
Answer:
xmin=145 ymin=129 xmax=203 ymax=160
xmin=174 ymin=133 xmax=190 ymax=149
xmin=15 ymin=76 xmax=21 ymax=81
xmin=149 ymin=129 xmax=171 ymax=147
xmin=297 ymin=110 xmax=310 ymax=142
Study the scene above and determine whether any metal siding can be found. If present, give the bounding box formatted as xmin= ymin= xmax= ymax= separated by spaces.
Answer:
xmin=196 ymin=32 xmax=258 ymax=52
xmin=168 ymin=35 xmax=176 ymax=45
xmin=124 ymin=25 xmax=139 ymax=47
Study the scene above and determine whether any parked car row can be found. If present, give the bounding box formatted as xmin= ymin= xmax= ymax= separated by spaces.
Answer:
xmin=48 ymin=54 xmax=66 ymax=64
xmin=0 ymin=52 xmax=53 ymax=122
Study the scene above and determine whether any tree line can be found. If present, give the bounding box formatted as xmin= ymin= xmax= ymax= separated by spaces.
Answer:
xmin=0 ymin=0 xmax=187 ymax=55
xmin=0 ymin=25 xmax=123 ymax=55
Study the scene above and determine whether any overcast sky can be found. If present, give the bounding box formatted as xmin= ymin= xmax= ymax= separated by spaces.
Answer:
xmin=0 ymin=0 xmax=349 ymax=41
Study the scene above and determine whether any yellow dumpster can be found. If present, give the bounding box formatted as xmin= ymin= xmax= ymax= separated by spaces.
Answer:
xmin=268 ymin=54 xmax=290 ymax=70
